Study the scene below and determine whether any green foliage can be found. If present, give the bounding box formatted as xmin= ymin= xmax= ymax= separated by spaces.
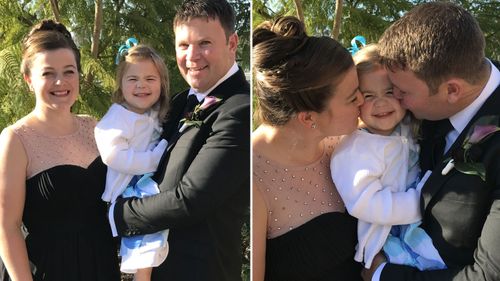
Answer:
xmin=460 ymin=0 xmax=500 ymax=61
xmin=337 ymin=0 xmax=411 ymax=47
xmin=231 ymin=0 xmax=251 ymax=70
xmin=252 ymin=0 xmax=499 ymax=61
xmin=0 ymin=44 xmax=34 ymax=127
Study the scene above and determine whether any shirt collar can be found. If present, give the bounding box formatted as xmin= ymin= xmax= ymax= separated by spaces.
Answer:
xmin=449 ymin=59 xmax=500 ymax=134
xmin=188 ymin=62 xmax=239 ymax=102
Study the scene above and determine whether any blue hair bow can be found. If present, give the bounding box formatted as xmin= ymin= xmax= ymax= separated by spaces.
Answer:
xmin=115 ymin=37 xmax=138 ymax=65
xmin=348 ymin=35 xmax=366 ymax=55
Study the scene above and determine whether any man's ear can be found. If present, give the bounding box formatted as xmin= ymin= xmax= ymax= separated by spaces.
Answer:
xmin=228 ymin=33 xmax=238 ymax=53
xmin=442 ymin=78 xmax=463 ymax=104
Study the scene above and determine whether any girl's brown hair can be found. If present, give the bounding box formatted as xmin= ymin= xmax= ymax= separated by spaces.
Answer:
xmin=114 ymin=45 xmax=170 ymax=122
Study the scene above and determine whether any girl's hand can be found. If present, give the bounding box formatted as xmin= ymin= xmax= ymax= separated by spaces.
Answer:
xmin=152 ymin=139 xmax=168 ymax=162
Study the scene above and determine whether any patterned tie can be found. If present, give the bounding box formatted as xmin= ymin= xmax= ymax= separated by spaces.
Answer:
xmin=432 ymin=119 xmax=454 ymax=168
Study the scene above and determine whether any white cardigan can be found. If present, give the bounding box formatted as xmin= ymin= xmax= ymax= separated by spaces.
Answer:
xmin=95 ymin=104 xmax=167 ymax=202
xmin=330 ymin=123 xmax=421 ymax=268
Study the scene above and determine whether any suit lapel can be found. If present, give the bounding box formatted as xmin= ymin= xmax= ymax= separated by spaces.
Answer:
xmin=422 ymin=83 xmax=500 ymax=210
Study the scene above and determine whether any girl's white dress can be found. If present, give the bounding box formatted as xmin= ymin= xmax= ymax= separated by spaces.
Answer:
xmin=95 ymin=103 xmax=169 ymax=273
xmin=330 ymin=123 xmax=445 ymax=270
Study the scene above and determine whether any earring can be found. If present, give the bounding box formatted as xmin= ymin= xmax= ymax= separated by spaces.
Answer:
xmin=311 ymin=123 xmax=317 ymax=129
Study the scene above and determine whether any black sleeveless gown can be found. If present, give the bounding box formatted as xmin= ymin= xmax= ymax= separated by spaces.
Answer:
xmin=0 ymin=158 xmax=120 ymax=281
xmin=265 ymin=212 xmax=362 ymax=281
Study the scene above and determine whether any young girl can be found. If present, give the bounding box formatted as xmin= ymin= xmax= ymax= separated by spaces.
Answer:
xmin=95 ymin=44 xmax=170 ymax=281
xmin=330 ymin=44 xmax=446 ymax=270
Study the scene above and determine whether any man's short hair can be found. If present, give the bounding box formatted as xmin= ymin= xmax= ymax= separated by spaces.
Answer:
xmin=173 ymin=0 xmax=236 ymax=39
xmin=379 ymin=2 xmax=487 ymax=93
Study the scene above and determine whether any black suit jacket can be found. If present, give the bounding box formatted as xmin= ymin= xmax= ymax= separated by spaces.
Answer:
xmin=113 ymin=68 xmax=250 ymax=281
xmin=382 ymin=68 xmax=500 ymax=280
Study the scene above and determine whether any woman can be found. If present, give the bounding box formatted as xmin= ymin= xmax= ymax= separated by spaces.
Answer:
xmin=252 ymin=16 xmax=364 ymax=281
xmin=0 ymin=20 xmax=120 ymax=280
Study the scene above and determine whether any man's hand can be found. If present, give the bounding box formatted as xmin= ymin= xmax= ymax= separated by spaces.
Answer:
xmin=361 ymin=252 xmax=387 ymax=281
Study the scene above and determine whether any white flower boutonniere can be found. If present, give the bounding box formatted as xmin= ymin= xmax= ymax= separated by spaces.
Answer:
xmin=179 ymin=96 xmax=223 ymax=133
xmin=442 ymin=115 xmax=500 ymax=181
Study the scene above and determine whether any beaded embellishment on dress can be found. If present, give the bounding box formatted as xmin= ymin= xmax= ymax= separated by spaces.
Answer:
xmin=11 ymin=115 xmax=100 ymax=179
xmin=253 ymin=137 xmax=346 ymax=238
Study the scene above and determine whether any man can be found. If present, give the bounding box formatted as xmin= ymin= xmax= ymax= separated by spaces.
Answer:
xmin=363 ymin=2 xmax=500 ymax=281
xmin=109 ymin=0 xmax=250 ymax=280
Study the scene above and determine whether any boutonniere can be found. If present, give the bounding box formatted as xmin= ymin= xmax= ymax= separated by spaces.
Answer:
xmin=179 ymin=96 xmax=223 ymax=132
xmin=442 ymin=115 xmax=500 ymax=181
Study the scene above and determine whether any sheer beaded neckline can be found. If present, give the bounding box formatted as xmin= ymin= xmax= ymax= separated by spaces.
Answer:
xmin=21 ymin=117 xmax=80 ymax=138
xmin=12 ymin=115 xmax=100 ymax=179
xmin=254 ymin=137 xmax=346 ymax=238
xmin=255 ymin=137 xmax=338 ymax=170
xmin=256 ymin=147 xmax=326 ymax=172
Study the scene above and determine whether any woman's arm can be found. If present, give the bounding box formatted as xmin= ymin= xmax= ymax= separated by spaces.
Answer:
xmin=0 ymin=128 xmax=33 ymax=281
xmin=252 ymin=185 xmax=268 ymax=281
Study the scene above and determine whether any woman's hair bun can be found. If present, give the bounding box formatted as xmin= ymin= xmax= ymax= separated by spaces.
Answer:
xmin=27 ymin=19 xmax=72 ymax=40
xmin=253 ymin=16 xmax=306 ymax=46
xmin=270 ymin=16 xmax=306 ymax=38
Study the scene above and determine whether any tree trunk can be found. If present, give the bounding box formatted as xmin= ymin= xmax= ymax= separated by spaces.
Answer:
xmin=49 ymin=0 xmax=61 ymax=22
xmin=87 ymin=0 xmax=103 ymax=85
xmin=293 ymin=0 xmax=304 ymax=23
xmin=332 ymin=0 xmax=343 ymax=39
xmin=91 ymin=0 xmax=103 ymax=58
